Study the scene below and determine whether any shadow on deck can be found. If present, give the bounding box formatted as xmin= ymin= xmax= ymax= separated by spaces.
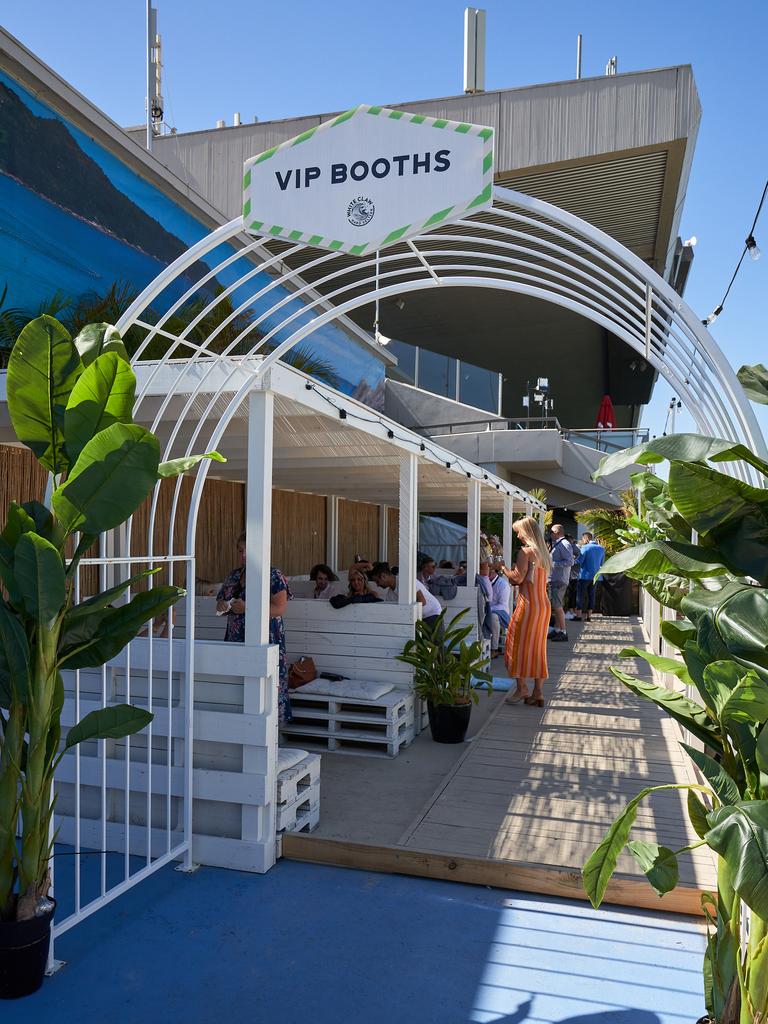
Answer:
xmin=283 ymin=617 xmax=715 ymax=915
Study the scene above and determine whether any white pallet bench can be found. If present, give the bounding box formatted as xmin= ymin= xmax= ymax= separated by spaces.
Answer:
xmin=281 ymin=702 xmax=415 ymax=757
xmin=281 ymin=687 xmax=415 ymax=757
xmin=276 ymin=783 xmax=321 ymax=833
xmin=277 ymin=752 xmax=321 ymax=806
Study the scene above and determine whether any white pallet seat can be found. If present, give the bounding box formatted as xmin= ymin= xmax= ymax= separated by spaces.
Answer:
xmin=277 ymin=752 xmax=321 ymax=806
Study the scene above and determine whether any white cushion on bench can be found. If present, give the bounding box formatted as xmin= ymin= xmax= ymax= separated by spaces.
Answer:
xmin=277 ymin=747 xmax=309 ymax=772
xmin=294 ymin=678 xmax=394 ymax=700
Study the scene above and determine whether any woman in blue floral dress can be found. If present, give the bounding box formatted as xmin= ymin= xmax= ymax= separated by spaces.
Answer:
xmin=217 ymin=534 xmax=292 ymax=722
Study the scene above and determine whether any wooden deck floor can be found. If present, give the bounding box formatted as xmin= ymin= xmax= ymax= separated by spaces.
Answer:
xmin=283 ymin=617 xmax=716 ymax=914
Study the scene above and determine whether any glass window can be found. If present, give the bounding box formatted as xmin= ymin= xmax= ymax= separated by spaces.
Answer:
xmin=418 ymin=349 xmax=457 ymax=400
xmin=459 ymin=362 xmax=500 ymax=413
xmin=387 ymin=339 xmax=416 ymax=384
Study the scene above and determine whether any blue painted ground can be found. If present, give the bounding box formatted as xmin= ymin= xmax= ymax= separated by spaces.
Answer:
xmin=9 ymin=860 xmax=705 ymax=1024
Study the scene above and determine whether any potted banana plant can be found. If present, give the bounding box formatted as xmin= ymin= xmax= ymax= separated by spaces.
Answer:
xmin=580 ymin=364 xmax=768 ymax=1024
xmin=0 ymin=316 xmax=221 ymax=998
xmin=397 ymin=609 xmax=492 ymax=743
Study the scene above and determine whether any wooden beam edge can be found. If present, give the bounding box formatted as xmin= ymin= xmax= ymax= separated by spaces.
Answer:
xmin=281 ymin=835 xmax=711 ymax=918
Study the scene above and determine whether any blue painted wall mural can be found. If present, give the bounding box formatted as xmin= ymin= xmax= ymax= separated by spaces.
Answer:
xmin=0 ymin=70 xmax=385 ymax=407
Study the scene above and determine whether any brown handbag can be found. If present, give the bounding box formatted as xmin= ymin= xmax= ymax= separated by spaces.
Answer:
xmin=288 ymin=656 xmax=317 ymax=689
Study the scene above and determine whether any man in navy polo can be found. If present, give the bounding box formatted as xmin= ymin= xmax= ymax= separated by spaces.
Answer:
xmin=575 ymin=532 xmax=605 ymax=623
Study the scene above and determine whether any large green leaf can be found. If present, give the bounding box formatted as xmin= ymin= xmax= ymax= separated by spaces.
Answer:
xmin=611 ymin=668 xmax=721 ymax=748
xmin=668 ymin=461 xmax=768 ymax=585
xmin=681 ymin=743 xmax=740 ymax=805
xmin=738 ymin=363 xmax=768 ymax=405
xmin=688 ymin=790 xmax=711 ymax=838
xmin=626 ymin=840 xmax=679 ymax=896
xmin=52 ymin=423 xmax=160 ymax=536
xmin=64 ymin=352 xmax=137 ymax=465
xmin=59 ymin=585 xmax=184 ymax=669
xmin=720 ymin=671 xmax=768 ymax=727
xmin=660 ymin=619 xmax=697 ymax=652
xmin=13 ymin=532 xmax=66 ymax=625
xmin=705 ymin=801 xmax=768 ymax=919
xmin=594 ymin=433 xmax=768 ymax=481
xmin=0 ymin=602 xmax=30 ymax=708
xmin=73 ymin=323 xmax=129 ymax=367
xmin=583 ymin=784 xmax=695 ymax=908
xmin=683 ymin=583 xmax=768 ymax=681
xmin=157 ymin=451 xmax=226 ymax=478
xmin=600 ymin=540 xmax=726 ymax=581
xmin=699 ymin=659 xmax=745 ymax=717
xmin=0 ymin=538 xmax=21 ymax=609
xmin=63 ymin=569 xmax=161 ymax=627
xmin=618 ymin=647 xmax=692 ymax=685
xmin=6 ymin=315 xmax=82 ymax=474
xmin=64 ymin=704 xmax=153 ymax=750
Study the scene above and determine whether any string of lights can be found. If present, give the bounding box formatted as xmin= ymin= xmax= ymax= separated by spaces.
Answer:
xmin=704 ymin=178 xmax=767 ymax=326
xmin=301 ymin=381 xmax=542 ymax=505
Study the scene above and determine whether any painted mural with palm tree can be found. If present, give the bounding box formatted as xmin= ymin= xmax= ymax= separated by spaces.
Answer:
xmin=0 ymin=281 xmax=342 ymax=390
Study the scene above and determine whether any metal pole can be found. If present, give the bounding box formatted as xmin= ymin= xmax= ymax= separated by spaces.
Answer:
xmin=576 ymin=34 xmax=582 ymax=79
xmin=146 ymin=1 xmax=153 ymax=152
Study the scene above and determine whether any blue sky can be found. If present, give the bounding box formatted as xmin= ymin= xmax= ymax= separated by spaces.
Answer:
xmin=4 ymin=0 xmax=767 ymax=442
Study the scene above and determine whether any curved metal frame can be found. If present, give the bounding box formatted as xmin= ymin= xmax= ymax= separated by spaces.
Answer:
xmin=111 ymin=183 xmax=767 ymax=604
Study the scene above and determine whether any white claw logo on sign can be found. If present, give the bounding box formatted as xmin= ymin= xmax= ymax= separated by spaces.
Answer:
xmin=242 ymin=104 xmax=494 ymax=256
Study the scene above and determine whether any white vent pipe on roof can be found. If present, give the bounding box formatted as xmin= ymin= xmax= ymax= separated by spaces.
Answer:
xmin=463 ymin=7 xmax=486 ymax=94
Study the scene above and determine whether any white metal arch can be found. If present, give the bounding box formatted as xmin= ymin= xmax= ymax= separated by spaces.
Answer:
xmin=115 ymin=183 xmax=767 ymax=568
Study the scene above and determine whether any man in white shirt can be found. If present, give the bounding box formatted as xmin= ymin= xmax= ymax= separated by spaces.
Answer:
xmin=372 ymin=563 xmax=443 ymax=632
xmin=415 ymin=578 xmax=443 ymax=631
xmin=488 ymin=562 xmax=511 ymax=656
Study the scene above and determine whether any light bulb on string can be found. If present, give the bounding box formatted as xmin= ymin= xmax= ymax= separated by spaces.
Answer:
xmin=746 ymin=234 xmax=762 ymax=261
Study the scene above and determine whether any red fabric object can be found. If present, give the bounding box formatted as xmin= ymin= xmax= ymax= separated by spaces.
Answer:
xmin=596 ymin=394 xmax=617 ymax=429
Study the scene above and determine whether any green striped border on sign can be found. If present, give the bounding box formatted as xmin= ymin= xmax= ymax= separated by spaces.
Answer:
xmin=242 ymin=103 xmax=495 ymax=255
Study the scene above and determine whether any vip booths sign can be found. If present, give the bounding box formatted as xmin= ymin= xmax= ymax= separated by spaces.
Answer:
xmin=242 ymin=104 xmax=494 ymax=255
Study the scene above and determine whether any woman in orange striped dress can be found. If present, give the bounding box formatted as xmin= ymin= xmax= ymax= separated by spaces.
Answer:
xmin=501 ymin=516 xmax=552 ymax=707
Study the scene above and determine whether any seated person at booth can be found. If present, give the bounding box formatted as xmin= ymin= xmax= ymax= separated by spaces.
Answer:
xmin=330 ymin=567 xmax=382 ymax=609
xmin=370 ymin=563 xmax=442 ymax=632
xmin=309 ymin=563 xmax=338 ymax=599
xmin=417 ymin=554 xmax=436 ymax=586
xmin=370 ymin=562 xmax=398 ymax=601
xmin=488 ymin=561 xmax=512 ymax=656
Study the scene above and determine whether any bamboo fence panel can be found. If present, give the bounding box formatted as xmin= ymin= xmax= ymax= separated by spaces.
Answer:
xmin=338 ymin=499 xmax=380 ymax=569
xmin=271 ymin=489 xmax=326 ymax=576
xmin=387 ymin=507 xmax=400 ymax=568
xmin=131 ymin=477 xmax=245 ymax=592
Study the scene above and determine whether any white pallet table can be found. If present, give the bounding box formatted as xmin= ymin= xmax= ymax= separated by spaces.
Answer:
xmin=277 ymin=787 xmax=320 ymax=833
xmin=276 ymin=753 xmax=321 ymax=806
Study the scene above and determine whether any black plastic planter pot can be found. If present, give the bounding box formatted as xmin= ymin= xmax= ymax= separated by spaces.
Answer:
xmin=427 ymin=701 xmax=472 ymax=743
xmin=0 ymin=900 xmax=56 ymax=999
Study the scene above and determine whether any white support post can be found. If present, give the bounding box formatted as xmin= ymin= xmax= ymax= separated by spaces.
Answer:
xmin=467 ymin=479 xmax=481 ymax=580
xmin=502 ymin=494 xmax=514 ymax=566
xmin=538 ymin=507 xmax=547 ymax=533
xmin=245 ymin=389 xmax=274 ymax=645
xmin=242 ymin=388 xmax=276 ymax=868
xmin=326 ymin=495 xmax=339 ymax=573
xmin=379 ymin=504 xmax=388 ymax=562
xmin=398 ymin=454 xmax=418 ymax=603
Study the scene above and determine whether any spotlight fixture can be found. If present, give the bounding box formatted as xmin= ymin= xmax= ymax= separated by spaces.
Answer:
xmin=395 ymin=298 xmax=406 ymax=311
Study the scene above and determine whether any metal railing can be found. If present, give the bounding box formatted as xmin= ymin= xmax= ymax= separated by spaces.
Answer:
xmin=419 ymin=417 xmax=649 ymax=455
xmin=420 ymin=416 xmax=562 ymax=436
xmin=563 ymin=427 xmax=650 ymax=453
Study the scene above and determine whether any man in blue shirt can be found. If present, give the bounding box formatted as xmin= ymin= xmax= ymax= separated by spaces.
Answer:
xmin=575 ymin=532 xmax=605 ymax=623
